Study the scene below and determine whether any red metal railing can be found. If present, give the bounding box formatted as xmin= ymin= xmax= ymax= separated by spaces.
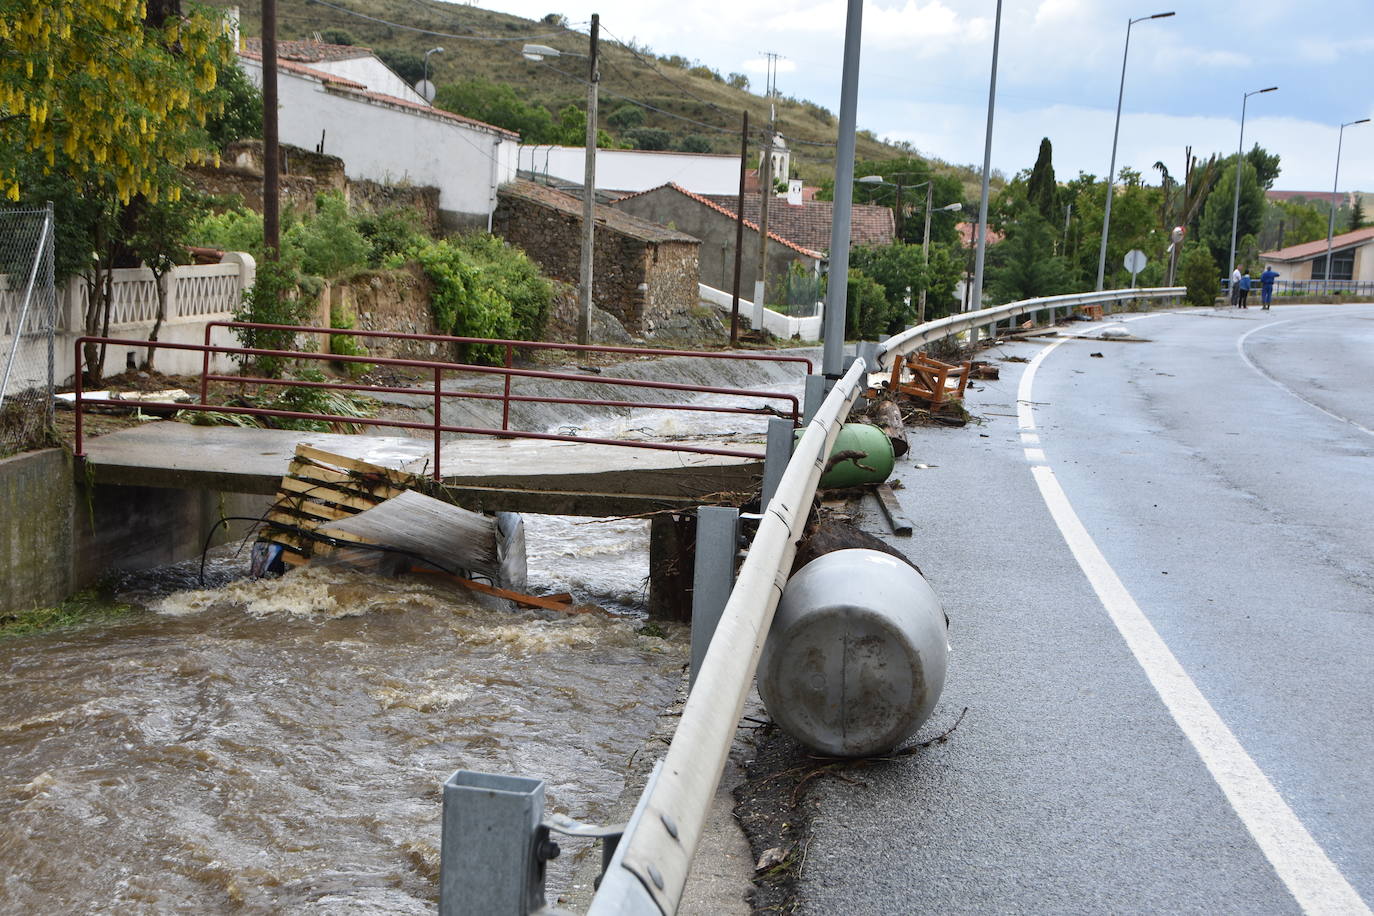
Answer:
xmin=203 ymin=321 xmax=812 ymax=432
xmin=75 ymin=335 xmax=802 ymax=479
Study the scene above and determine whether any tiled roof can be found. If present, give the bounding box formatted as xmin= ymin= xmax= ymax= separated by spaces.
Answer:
xmin=244 ymin=38 xmax=373 ymax=63
xmin=499 ymin=179 xmax=701 ymax=245
xmin=702 ymin=193 xmax=895 ymax=251
xmin=614 ymin=184 xmax=824 ymax=259
xmin=1261 ymin=226 xmax=1374 ymax=262
xmin=240 ymin=50 xmax=366 ymax=89
xmin=239 ymin=51 xmax=518 ymax=139
xmin=956 ymin=222 xmax=1005 ymax=247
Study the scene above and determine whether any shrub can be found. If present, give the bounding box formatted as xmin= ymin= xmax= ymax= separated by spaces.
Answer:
xmin=679 ymin=134 xmax=713 ymax=154
xmin=357 ymin=207 xmax=426 ymax=268
xmin=624 ymin=127 xmax=671 ymax=151
xmin=845 ymin=268 xmax=892 ymax=339
xmin=608 ymin=104 xmax=645 ymax=130
xmin=1180 ymin=245 xmax=1219 ymax=308
xmin=233 ymin=259 xmax=317 ymax=377
xmin=285 ymin=192 xmax=370 ymax=280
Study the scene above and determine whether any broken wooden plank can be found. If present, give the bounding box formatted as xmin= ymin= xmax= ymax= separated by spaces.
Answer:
xmin=874 ymin=482 xmax=913 ymax=537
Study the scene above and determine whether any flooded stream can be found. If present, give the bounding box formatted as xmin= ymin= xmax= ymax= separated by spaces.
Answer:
xmin=0 ymin=353 xmax=811 ymax=912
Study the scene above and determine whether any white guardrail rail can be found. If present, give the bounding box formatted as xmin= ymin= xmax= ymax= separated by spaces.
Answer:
xmin=587 ymin=285 xmax=1185 ymax=914
xmin=876 ymin=286 xmax=1185 ymax=371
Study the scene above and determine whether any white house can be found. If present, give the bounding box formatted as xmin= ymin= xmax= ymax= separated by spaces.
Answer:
xmin=239 ymin=41 xmax=520 ymax=230
xmin=518 ymin=145 xmax=744 ymax=196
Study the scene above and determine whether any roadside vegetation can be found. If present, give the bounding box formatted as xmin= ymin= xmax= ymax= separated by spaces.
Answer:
xmin=0 ymin=589 xmax=137 ymax=640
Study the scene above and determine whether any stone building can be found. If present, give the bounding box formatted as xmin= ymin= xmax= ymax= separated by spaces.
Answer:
xmin=493 ymin=180 xmax=701 ymax=338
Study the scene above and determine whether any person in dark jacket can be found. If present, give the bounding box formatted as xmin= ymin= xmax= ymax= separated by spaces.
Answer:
xmin=1238 ymin=268 xmax=1252 ymax=308
xmin=1260 ymin=266 xmax=1279 ymax=309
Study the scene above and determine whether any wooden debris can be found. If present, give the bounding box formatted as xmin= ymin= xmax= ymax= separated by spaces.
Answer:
xmin=874 ymin=483 xmax=913 ymax=537
xmin=873 ymin=399 xmax=910 ymax=458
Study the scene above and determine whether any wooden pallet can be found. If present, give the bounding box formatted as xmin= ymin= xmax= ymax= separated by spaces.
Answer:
xmin=880 ymin=353 xmax=972 ymax=408
xmin=260 ymin=445 xmax=409 ymax=567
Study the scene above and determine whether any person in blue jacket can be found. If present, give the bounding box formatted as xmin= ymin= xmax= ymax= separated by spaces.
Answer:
xmin=1238 ymin=267 xmax=1252 ymax=308
xmin=1260 ymin=266 xmax=1279 ymax=309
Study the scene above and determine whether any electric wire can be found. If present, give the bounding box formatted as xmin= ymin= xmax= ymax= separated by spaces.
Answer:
xmin=304 ymin=0 xmax=571 ymax=43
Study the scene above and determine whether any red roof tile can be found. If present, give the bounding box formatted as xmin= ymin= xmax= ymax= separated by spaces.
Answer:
xmin=613 ymin=184 xmax=825 ymax=259
xmin=244 ymin=38 xmax=373 ymax=63
xmin=240 ymin=50 xmax=367 ymax=89
xmin=500 ymin=179 xmax=700 ymax=245
xmin=703 ymin=193 xmax=895 ymax=251
xmin=1261 ymin=226 xmax=1374 ymax=262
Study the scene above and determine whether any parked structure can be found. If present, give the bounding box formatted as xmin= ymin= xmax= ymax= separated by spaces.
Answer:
xmin=493 ymin=180 xmax=701 ymax=338
xmin=1261 ymin=226 xmax=1374 ymax=284
xmin=238 ymin=40 xmax=519 ymax=231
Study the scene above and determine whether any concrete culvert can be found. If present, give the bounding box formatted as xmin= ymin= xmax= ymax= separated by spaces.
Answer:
xmin=758 ymin=549 xmax=949 ymax=757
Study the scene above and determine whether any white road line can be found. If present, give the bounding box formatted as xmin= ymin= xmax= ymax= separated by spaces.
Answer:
xmin=1237 ymin=318 xmax=1374 ymax=438
xmin=1017 ymin=335 xmax=1371 ymax=916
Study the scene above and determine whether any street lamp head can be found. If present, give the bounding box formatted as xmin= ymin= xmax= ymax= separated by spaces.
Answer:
xmin=1259 ymin=85 xmax=1278 ymax=93
xmin=856 ymin=175 xmax=888 ymax=184
xmin=1149 ymin=11 xmax=1175 ymax=18
xmin=939 ymin=202 xmax=963 ymax=212
xmin=522 ymin=43 xmax=560 ymax=61
xmin=427 ymin=47 xmax=444 ymax=56
xmin=1347 ymin=118 xmax=1372 ymax=127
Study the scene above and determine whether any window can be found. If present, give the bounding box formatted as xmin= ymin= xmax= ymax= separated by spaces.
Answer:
xmin=1310 ymin=249 xmax=1355 ymax=281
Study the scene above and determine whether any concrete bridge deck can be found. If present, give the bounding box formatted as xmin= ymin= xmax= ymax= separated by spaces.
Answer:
xmin=79 ymin=423 xmax=766 ymax=516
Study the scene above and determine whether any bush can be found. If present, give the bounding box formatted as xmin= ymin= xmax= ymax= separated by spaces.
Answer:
xmin=233 ymin=259 xmax=317 ymax=377
xmin=285 ymin=192 xmax=370 ymax=280
xmin=608 ymin=104 xmax=645 ymax=130
xmin=357 ymin=207 xmax=426 ymax=268
xmin=1180 ymin=245 xmax=1219 ymax=308
xmin=624 ymin=127 xmax=672 ymax=151
xmin=679 ymin=134 xmax=713 ymax=154
xmin=845 ymin=268 xmax=892 ymax=339
xmin=410 ymin=234 xmax=553 ymax=363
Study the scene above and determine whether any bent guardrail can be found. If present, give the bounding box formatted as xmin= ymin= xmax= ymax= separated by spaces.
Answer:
xmin=876 ymin=286 xmax=1185 ymax=371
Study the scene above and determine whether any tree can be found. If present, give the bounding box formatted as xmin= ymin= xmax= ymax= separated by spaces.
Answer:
xmin=1351 ymin=196 xmax=1366 ymax=231
xmin=1 ymin=0 xmax=233 ymax=204
xmin=126 ymin=194 xmax=198 ymax=368
xmin=726 ymin=72 xmax=750 ymax=91
xmin=1246 ymin=144 xmax=1281 ymax=190
xmin=985 ymin=215 xmax=1072 ymax=304
xmin=1026 ymin=138 xmax=1058 ymax=225
xmin=2 ymin=0 xmax=234 ymax=384
xmin=437 ymin=79 xmax=557 ymax=142
xmin=1199 ymin=157 xmax=1264 ymax=270
xmin=678 ymin=134 xmax=712 ymax=154
xmin=1179 ymin=244 xmax=1219 ymax=307
xmin=607 ymin=104 xmax=644 ymax=130
xmin=844 ymin=268 xmax=892 ymax=339
xmin=623 ymin=127 xmax=671 ymax=151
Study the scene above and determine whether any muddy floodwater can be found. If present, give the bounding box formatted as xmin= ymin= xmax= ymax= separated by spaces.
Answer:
xmin=1 ymin=353 xmax=810 ymax=911
xmin=0 ymin=554 xmax=685 ymax=912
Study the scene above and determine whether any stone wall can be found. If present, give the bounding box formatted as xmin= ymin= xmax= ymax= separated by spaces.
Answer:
xmin=493 ymin=191 xmax=700 ymax=338
xmin=327 ymin=266 xmax=466 ymax=363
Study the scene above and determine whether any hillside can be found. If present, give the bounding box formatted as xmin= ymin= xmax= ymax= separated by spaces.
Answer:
xmin=210 ymin=0 xmax=990 ymax=195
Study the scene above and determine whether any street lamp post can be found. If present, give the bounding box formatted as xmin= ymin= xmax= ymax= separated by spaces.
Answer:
xmin=523 ymin=16 xmax=600 ymax=344
xmin=1227 ymin=85 xmax=1278 ymax=284
xmin=1322 ymin=118 xmax=1370 ymax=293
xmin=423 ymin=47 xmax=443 ymax=96
xmin=1096 ymin=10 xmax=1174 ymax=292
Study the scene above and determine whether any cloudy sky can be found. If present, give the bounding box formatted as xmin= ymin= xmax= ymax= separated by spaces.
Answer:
xmin=471 ymin=0 xmax=1373 ymax=193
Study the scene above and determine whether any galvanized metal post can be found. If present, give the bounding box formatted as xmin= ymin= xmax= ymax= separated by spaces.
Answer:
xmin=762 ymin=417 xmax=794 ymax=511
xmin=690 ymin=507 xmax=740 ymax=687
xmin=803 ymin=374 xmax=828 ymax=425
xmin=440 ymin=770 xmax=547 ymax=916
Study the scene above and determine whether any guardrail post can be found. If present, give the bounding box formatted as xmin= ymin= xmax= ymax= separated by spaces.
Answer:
xmin=690 ymin=506 xmax=740 ymax=687
xmin=762 ymin=417 xmax=794 ymax=511
xmin=440 ymin=771 xmax=549 ymax=915
xmin=803 ymin=374 xmax=828 ymax=425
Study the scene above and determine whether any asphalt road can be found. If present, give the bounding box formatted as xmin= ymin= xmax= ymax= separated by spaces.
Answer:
xmin=797 ymin=303 xmax=1374 ymax=915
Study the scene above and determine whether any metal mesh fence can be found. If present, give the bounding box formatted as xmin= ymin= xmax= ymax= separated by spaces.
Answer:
xmin=0 ymin=204 xmax=57 ymax=458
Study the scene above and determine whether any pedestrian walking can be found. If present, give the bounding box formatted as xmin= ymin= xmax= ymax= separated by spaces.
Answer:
xmin=1230 ymin=266 xmax=1242 ymax=307
xmin=1238 ymin=268 xmax=1252 ymax=309
xmin=1260 ymin=266 xmax=1279 ymax=309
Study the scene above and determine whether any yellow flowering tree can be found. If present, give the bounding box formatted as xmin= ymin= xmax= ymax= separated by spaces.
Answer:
xmin=0 ymin=0 xmax=236 ymax=382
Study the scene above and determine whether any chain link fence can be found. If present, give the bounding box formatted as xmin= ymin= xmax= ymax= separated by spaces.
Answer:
xmin=1 ymin=204 xmax=57 ymax=458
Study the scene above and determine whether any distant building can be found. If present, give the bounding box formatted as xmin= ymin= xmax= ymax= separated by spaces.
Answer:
xmin=518 ymin=146 xmax=744 ymax=196
xmin=492 ymin=180 xmax=701 ymax=338
xmin=238 ymin=39 xmax=519 ymax=230
xmin=610 ymin=183 xmax=825 ymax=299
xmin=1260 ymin=226 xmax=1374 ymax=283
xmin=700 ymin=193 xmax=895 ymax=253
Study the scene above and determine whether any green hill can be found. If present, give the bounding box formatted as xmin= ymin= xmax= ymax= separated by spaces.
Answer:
xmin=211 ymin=0 xmax=989 ymax=196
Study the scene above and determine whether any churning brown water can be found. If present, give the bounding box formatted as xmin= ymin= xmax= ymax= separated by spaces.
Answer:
xmin=0 ymin=557 xmax=686 ymax=912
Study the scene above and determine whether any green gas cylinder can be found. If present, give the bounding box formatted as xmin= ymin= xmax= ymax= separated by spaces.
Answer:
xmin=796 ymin=422 xmax=895 ymax=489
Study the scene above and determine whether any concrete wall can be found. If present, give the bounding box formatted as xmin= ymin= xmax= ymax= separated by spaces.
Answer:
xmin=312 ymin=57 xmax=429 ymax=106
xmin=519 ymin=146 xmax=742 ymax=195
xmin=613 ymin=187 xmax=815 ymax=299
xmin=0 ymin=448 xmax=268 ymax=614
xmin=240 ymin=57 xmax=518 ymax=230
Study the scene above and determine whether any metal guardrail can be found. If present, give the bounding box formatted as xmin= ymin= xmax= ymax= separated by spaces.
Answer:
xmin=587 ymin=357 xmax=869 ymax=914
xmin=876 ymin=287 xmax=1186 ymax=371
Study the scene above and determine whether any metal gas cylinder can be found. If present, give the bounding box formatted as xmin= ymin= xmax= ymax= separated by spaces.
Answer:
xmin=758 ymin=548 xmax=949 ymax=757
xmin=796 ymin=423 xmax=895 ymax=489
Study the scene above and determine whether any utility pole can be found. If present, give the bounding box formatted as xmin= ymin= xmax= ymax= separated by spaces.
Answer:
xmin=576 ymin=13 xmax=600 ymax=345
xmin=730 ymin=110 xmax=748 ymax=346
xmin=262 ymin=0 xmax=280 ymax=258
xmin=821 ymin=0 xmax=862 ymax=380
xmin=917 ymin=182 xmax=932 ymax=324
xmin=753 ymin=52 xmax=780 ymax=332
